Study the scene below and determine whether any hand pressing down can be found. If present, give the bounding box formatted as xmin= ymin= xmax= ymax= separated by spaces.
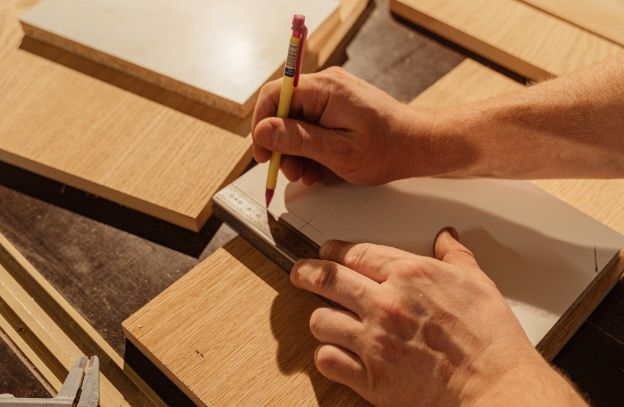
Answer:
xmin=290 ymin=228 xmax=587 ymax=407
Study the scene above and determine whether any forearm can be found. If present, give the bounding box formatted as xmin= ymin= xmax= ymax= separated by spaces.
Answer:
xmin=472 ymin=359 xmax=587 ymax=407
xmin=407 ymin=57 xmax=624 ymax=180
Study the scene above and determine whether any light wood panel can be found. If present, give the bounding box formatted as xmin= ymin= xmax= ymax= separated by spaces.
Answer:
xmin=0 ymin=0 xmax=251 ymax=231
xmin=0 ymin=0 xmax=366 ymax=231
xmin=123 ymin=237 xmax=367 ymax=406
xmin=0 ymin=232 xmax=164 ymax=406
xmin=124 ymin=60 xmax=624 ymax=403
xmin=389 ymin=0 xmax=624 ymax=81
xmin=20 ymin=0 xmax=341 ymax=117
xmin=519 ymin=0 xmax=624 ymax=46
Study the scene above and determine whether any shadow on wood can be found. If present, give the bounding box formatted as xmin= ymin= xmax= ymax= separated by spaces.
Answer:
xmin=0 ymin=161 xmax=221 ymax=257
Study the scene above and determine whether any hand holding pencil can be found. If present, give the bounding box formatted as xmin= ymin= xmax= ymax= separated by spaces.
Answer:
xmin=251 ymin=66 xmax=427 ymax=189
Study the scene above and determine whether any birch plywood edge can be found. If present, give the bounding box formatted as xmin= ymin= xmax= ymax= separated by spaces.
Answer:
xmin=389 ymin=0 xmax=624 ymax=81
xmin=519 ymin=0 xmax=624 ymax=47
xmin=123 ymin=237 xmax=367 ymax=406
xmin=19 ymin=0 xmax=344 ymax=118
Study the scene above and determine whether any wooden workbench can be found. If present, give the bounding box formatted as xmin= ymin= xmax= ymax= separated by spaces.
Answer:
xmin=0 ymin=0 xmax=622 ymax=405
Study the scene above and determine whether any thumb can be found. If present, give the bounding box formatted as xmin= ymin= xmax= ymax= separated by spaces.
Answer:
xmin=434 ymin=227 xmax=480 ymax=271
xmin=253 ymin=117 xmax=338 ymax=169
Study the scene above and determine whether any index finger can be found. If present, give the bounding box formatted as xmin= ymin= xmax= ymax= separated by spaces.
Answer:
xmin=251 ymin=71 xmax=332 ymax=133
xmin=251 ymin=79 xmax=281 ymax=133
xmin=290 ymin=259 xmax=378 ymax=317
xmin=320 ymin=240 xmax=418 ymax=283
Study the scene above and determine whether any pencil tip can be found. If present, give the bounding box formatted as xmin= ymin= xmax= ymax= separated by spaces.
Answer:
xmin=265 ymin=189 xmax=274 ymax=207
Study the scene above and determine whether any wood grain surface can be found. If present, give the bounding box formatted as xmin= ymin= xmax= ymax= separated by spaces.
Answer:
xmin=519 ymin=0 xmax=624 ymax=46
xmin=0 ymin=0 xmax=367 ymax=231
xmin=0 ymin=232 xmax=161 ymax=406
xmin=123 ymin=237 xmax=367 ymax=406
xmin=125 ymin=59 xmax=624 ymax=404
xmin=0 ymin=0 xmax=252 ymax=231
xmin=389 ymin=0 xmax=624 ymax=81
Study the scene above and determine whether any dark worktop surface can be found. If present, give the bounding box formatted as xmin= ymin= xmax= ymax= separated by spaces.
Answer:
xmin=0 ymin=1 xmax=622 ymax=404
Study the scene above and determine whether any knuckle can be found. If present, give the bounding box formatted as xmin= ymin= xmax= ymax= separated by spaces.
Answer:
xmin=368 ymin=331 xmax=400 ymax=364
xmin=378 ymin=297 xmax=408 ymax=323
xmin=314 ymin=262 xmax=338 ymax=290
xmin=315 ymin=346 xmax=340 ymax=371
xmin=290 ymin=260 xmax=306 ymax=285
xmin=309 ymin=309 xmax=322 ymax=334
xmin=324 ymin=65 xmax=346 ymax=77
xmin=452 ymin=246 xmax=476 ymax=261
xmin=395 ymin=260 xmax=428 ymax=280
xmin=344 ymin=243 xmax=371 ymax=268
xmin=290 ymin=123 xmax=306 ymax=154
xmin=258 ymin=81 xmax=273 ymax=97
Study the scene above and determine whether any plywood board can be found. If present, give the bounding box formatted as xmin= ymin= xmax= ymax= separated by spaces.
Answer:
xmin=123 ymin=237 xmax=367 ymax=406
xmin=20 ymin=0 xmax=341 ymax=117
xmin=125 ymin=60 xmax=624 ymax=404
xmin=0 ymin=0 xmax=367 ymax=231
xmin=232 ymin=159 xmax=624 ymax=350
xmin=0 ymin=231 xmax=162 ymax=406
xmin=519 ymin=0 xmax=624 ymax=46
xmin=389 ymin=0 xmax=624 ymax=81
xmin=0 ymin=49 xmax=252 ymax=231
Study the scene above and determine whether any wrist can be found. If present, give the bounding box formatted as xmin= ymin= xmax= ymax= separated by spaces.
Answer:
xmin=398 ymin=104 xmax=490 ymax=179
xmin=456 ymin=343 xmax=587 ymax=407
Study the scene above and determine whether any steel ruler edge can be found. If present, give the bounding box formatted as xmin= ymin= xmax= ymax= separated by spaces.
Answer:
xmin=213 ymin=184 xmax=320 ymax=271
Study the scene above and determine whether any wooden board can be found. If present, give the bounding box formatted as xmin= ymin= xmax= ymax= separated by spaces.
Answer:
xmin=20 ymin=0 xmax=341 ymax=117
xmin=124 ymin=60 xmax=624 ymax=403
xmin=123 ymin=237 xmax=367 ymax=406
xmin=0 ymin=0 xmax=367 ymax=231
xmin=0 ymin=231 xmax=164 ymax=406
xmin=389 ymin=0 xmax=624 ymax=81
xmin=228 ymin=160 xmax=624 ymax=356
xmin=519 ymin=0 xmax=624 ymax=46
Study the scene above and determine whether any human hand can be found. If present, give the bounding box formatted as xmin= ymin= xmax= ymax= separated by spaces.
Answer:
xmin=251 ymin=67 xmax=434 ymax=185
xmin=290 ymin=228 xmax=586 ymax=406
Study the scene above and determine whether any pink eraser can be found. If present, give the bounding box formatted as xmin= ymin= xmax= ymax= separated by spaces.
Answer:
xmin=292 ymin=14 xmax=305 ymax=31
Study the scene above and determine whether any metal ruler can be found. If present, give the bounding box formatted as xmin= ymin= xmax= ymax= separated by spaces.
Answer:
xmin=212 ymin=184 xmax=319 ymax=272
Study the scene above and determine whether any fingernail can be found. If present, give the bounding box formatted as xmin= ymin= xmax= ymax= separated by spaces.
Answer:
xmin=441 ymin=226 xmax=459 ymax=240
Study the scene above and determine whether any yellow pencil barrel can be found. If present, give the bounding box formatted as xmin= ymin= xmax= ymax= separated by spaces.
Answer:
xmin=265 ymin=34 xmax=301 ymax=194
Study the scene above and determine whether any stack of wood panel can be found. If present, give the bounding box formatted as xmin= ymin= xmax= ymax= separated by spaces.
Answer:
xmin=123 ymin=1 xmax=624 ymax=405
xmin=0 ymin=0 xmax=368 ymax=405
